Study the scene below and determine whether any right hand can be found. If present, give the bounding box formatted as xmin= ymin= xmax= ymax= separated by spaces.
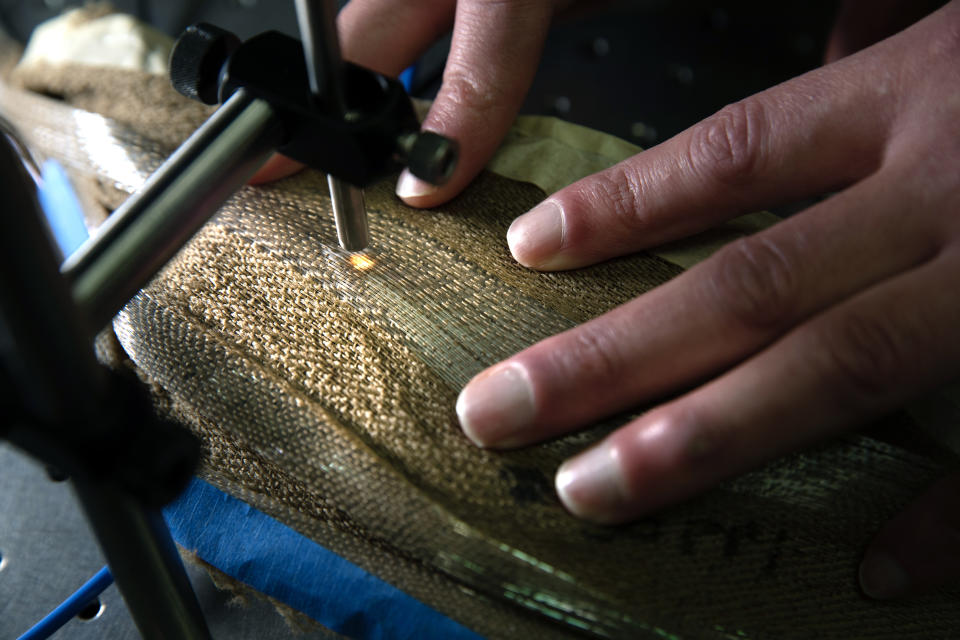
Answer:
xmin=252 ymin=0 xmax=560 ymax=203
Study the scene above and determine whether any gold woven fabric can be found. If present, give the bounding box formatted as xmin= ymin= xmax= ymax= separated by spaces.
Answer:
xmin=3 ymin=64 xmax=959 ymax=639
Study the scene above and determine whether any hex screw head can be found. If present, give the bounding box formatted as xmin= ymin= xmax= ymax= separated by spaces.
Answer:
xmin=398 ymin=131 xmax=458 ymax=186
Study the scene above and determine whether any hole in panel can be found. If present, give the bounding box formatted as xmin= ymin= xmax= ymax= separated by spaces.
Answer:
xmin=76 ymin=598 xmax=104 ymax=621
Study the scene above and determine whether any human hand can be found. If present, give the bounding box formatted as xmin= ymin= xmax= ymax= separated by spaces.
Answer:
xmin=252 ymin=0 xmax=561 ymax=201
xmin=824 ymin=0 xmax=947 ymax=63
xmin=455 ymin=1 xmax=960 ymax=598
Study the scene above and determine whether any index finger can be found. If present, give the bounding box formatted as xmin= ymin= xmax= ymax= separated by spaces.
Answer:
xmin=395 ymin=0 xmax=556 ymax=207
xmin=250 ymin=0 xmax=457 ymax=185
xmin=503 ymin=13 xmax=933 ymax=271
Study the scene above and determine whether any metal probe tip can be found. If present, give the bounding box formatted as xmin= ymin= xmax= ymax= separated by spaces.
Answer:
xmin=327 ymin=175 xmax=369 ymax=251
xmin=294 ymin=0 xmax=370 ymax=251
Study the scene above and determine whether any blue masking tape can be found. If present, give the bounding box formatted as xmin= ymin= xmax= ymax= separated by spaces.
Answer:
xmin=163 ymin=477 xmax=484 ymax=640
xmin=37 ymin=160 xmax=89 ymax=259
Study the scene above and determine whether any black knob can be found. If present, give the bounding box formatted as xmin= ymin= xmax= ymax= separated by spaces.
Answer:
xmin=169 ymin=23 xmax=241 ymax=105
xmin=396 ymin=131 xmax=459 ymax=186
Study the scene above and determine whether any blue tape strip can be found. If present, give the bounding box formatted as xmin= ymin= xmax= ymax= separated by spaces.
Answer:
xmin=37 ymin=160 xmax=88 ymax=259
xmin=163 ymin=477 xmax=483 ymax=640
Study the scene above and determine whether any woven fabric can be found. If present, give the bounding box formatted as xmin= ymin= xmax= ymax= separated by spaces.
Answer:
xmin=3 ymin=65 xmax=958 ymax=639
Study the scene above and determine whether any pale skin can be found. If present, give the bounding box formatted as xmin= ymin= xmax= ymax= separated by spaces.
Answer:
xmin=255 ymin=0 xmax=960 ymax=600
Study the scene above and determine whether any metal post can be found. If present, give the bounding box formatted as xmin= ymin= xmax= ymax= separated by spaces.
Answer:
xmin=0 ymin=135 xmax=211 ymax=639
xmin=295 ymin=0 xmax=370 ymax=251
xmin=62 ymin=89 xmax=284 ymax=337
xmin=73 ymin=481 xmax=211 ymax=640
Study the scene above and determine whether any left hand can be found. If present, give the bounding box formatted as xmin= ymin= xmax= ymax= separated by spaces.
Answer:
xmin=455 ymin=2 xmax=960 ymax=598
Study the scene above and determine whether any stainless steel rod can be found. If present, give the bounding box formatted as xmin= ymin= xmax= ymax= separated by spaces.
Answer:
xmin=295 ymin=0 xmax=370 ymax=252
xmin=63 ymin=89 xmax=284 ymax=336
xmin=294 ymin=0 xmax=346 ymax=113
xmin=327 ymin=173 xmax=369 ymax=249
xmin=0 ymin=127 xmax=211 ymax=640
xmin=74 ymin=481 xmax=211 ymax=640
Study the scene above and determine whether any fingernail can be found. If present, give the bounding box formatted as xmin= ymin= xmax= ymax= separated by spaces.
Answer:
xmin=456 ymin=363 xmax=536 ymax=448
xmin=555 ymin=442 xmax=629 ymax=523
xmin=396 ymin=168 xmax=439 ymax=200
xmin=859 ymin=552 xmax=910 ymax=599
xmin=507 ymin=200 xmax=572 ymax=270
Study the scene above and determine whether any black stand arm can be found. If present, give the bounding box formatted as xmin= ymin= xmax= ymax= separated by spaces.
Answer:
xmin=0 ymin=135 xmax=211 ymax=640
xmin=1 ymin=8 xmax=461 ymax=638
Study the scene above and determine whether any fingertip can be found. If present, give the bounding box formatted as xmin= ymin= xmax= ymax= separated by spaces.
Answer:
xmin=455 ymin=363 xmax=537 ymax=449
xmin=507 ymin=200 xmax=579 ymax=270
xmin=555 ymin=442 xmax=632 ymax=524
xmin=395 ymin=168 xmax=443 ymax=206
xmin=248 ymin=154 xmax=303 ymax=185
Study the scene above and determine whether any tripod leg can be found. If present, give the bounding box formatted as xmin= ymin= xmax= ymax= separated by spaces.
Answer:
xmin=0 ymin=129 xmax=211 ymax=640
xmin=74 ymin=480 xmax=211 ymax=640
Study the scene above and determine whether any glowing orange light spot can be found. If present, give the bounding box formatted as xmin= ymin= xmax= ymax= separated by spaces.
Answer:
xmin=349 ymin=254 xmax=376 ymax=271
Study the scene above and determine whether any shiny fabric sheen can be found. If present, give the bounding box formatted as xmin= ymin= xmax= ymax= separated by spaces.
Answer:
xmin=2 ymin=71 xmax=958 ymax=639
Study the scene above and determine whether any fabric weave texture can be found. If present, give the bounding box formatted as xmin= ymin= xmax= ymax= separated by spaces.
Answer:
xmin=3 ymin=60 xmax=958 ymax=639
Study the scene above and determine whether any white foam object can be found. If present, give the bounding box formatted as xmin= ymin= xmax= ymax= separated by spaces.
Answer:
xmin=19 ymin=9 xmax=173 ymax=74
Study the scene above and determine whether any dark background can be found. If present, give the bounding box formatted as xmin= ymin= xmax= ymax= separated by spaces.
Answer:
xmin=0 ymin=0 xmax=842 ymax=147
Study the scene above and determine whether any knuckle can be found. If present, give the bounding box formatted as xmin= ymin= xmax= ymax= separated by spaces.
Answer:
xmin=689 ymin=100 xmax=767 ymax=187
xmin=613 ymin=405 xmax=725 ymax=501
xmin=662 ymin=406 xmax=723 ymax=467
xmin=439 ymin=63 xmax=505 ymax=118
xmin=554 ymin=325 xmax=625 ymax=389
xmin=819 ymin=312 xmax=910 ymax=406
xmin=584 ymin=166 xmax=649 ymax=235
xmin=708 ymin=236 xmax=799 ymax=329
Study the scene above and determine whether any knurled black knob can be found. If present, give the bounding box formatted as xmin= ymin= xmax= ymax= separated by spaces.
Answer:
xmin=396 ymin=131 xmax=459 ymax=186
xmin=169 ymin=23 xmax=241 ymax=105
